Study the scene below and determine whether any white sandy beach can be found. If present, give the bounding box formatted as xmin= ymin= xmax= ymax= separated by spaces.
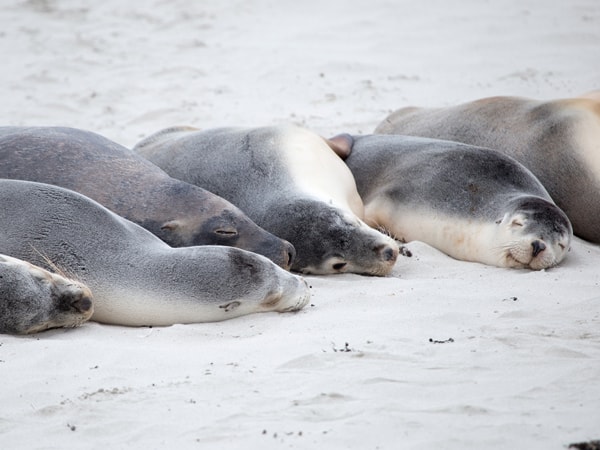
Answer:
xmin=1 ymin=0 xmax=599 ymax=448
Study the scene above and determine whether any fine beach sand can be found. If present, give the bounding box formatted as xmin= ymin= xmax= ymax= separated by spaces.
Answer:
xmin=1 ymin=1 xmax=599 ymax=448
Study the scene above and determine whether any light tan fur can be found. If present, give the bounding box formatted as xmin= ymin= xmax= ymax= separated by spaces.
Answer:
xmin=375 ymin=93 xmax=600 ymax=243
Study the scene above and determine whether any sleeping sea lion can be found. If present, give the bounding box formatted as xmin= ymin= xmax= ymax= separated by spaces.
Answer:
xmin=375 ymin=93 xmax=600 ymax=243
xmin=0 ymin=126 xmax=295 ymax=269
xmin=343 ymin=134 xmax=572 ymax=269
xmin=135 ymin=124 xmax=399 ymax=276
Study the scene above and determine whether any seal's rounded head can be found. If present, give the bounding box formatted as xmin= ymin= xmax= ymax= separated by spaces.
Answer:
xmin=157 ymin=205 xmax=296 ymax=271
xmin=266 ymin=199 xmax=399 ymax=276
xmin=0 ymin=255 xmax=94 ymax=335
xmin=495 ymin=196 xmax=572 ymax=270
xmin=226 ymin=247 xmax=310 ymax=313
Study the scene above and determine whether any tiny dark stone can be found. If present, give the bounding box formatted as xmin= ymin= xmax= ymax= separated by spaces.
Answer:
xmin=429 ymin=337 xmax=455 ymax=344
xmin=568 ymin=440 xmax=600 ymax=450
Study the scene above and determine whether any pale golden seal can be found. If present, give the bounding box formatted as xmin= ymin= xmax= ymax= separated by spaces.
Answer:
xmin=375 ymin=93 xmax=600 ymax=243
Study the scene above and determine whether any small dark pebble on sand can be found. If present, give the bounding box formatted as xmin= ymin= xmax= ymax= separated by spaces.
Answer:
xmin=569 ymin=441 xmax=600 ymax=450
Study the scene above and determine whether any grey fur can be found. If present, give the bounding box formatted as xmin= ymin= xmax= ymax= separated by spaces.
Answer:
xmin=0 ymin=126 xmax=295 ymax=269
xmin=344 ymin=135 xmax=572 ymax=269
xmin=0 ymin=180 xmax=310 ymax=326
xmin=135 ymin=125 xmax=399 ymax=276
xmin=0 ymin=254 xmax=93 ymax=334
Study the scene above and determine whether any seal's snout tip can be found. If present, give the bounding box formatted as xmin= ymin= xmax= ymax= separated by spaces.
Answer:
xmin=382 ymin=246 xmax=397 ymax=262
xmin=531 ymin=240 xmax=546 ymax=257
xmin=71 ymin=294 xmax=93 ymax=313
xmin=332 ymin=261 xmax=347 ymax=271
xmin=375 ymin=243 xmax=399 ymax=263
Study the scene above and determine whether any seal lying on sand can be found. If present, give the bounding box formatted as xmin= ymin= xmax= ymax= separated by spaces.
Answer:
xmin=343 ymin=134 xmax=572 ymax=269
xmin=0 ymin=254 xmax=93 ymax=335
xmin=0 ymin=126 xmax=295 ymax=269
xmin=0 ymin=180 xmax=310 ymax=326
xmin=134 ymin=125 xmax=399 ymax=276
xmin=375 ymin=93 xmax=600 ymax=243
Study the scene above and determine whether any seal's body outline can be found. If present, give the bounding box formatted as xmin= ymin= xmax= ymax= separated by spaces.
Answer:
xmin=344 ymin=134 xmax=572 ymax=269
xmin=135 ymin=124 xmax=399 ymax=276
xmin=0 ymin=254 xmax=93 ymax=334
xmin=0 ymin=126 xmax=295 ymax=269
xmin=375 ymin=93 xmax=600 ymax=243
xmin=0 ymin=179 xmax=310 ymax=327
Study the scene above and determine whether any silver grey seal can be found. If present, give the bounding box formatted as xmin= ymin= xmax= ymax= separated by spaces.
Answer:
xmin=135 ymin=124 xmax=399 ymax=276
xmin=0 ymin=179 xmax=310 ymax=327
xmin=0 ymin=254 xmax=93 ymax=335
xmin=343 ymin=134 xmax=572 ymax=269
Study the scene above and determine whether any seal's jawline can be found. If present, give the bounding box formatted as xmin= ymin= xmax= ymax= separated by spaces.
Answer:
xmin=364 ymin=202 xmax=568 ymax=269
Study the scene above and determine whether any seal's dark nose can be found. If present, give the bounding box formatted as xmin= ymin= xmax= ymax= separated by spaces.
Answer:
xmin=374 ymin=244 xmax=398 ymax=262
xmin=71 ymin=294 xmax=93 ymax=313
xmin=283 ymin=241 xmax=296 ymax=271
xmin=531 ymin=240 xmax=546 ymax=257
xmin=383 ymin=247 xmax=396 ymax=261
xmin=332 ymin=262 xmax=347 ymax=271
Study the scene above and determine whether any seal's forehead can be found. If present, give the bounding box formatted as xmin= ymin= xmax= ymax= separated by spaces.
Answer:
xmin=0 ymin=255 xmax=39 ymax=276
xmin=334 ymin=207 xmax=362 ymax=227
xmin=508 ymin=198 xmax=572 ymax=235
xmin=0 ymin=254 xmax=23 ymax=265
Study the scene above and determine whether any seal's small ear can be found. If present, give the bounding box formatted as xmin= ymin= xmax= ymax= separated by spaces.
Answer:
xmin=324 ymin=133 xmax=354 ymax=160
xmin=161 ymin=220 xmax=180 ymax=231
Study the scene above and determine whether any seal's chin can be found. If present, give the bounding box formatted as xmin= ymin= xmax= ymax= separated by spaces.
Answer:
xmin=24 ymin=313 xmax=93 ymax=334
xmin=298 ymin=260 xmax=349 ymax=275
xmin=504 ymin=239 xmax=565 ymax=270
xmin=300 ymin=252 xmax=397 ymax=277
xmin=352 ymin=261 xmax=397 ymax=277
